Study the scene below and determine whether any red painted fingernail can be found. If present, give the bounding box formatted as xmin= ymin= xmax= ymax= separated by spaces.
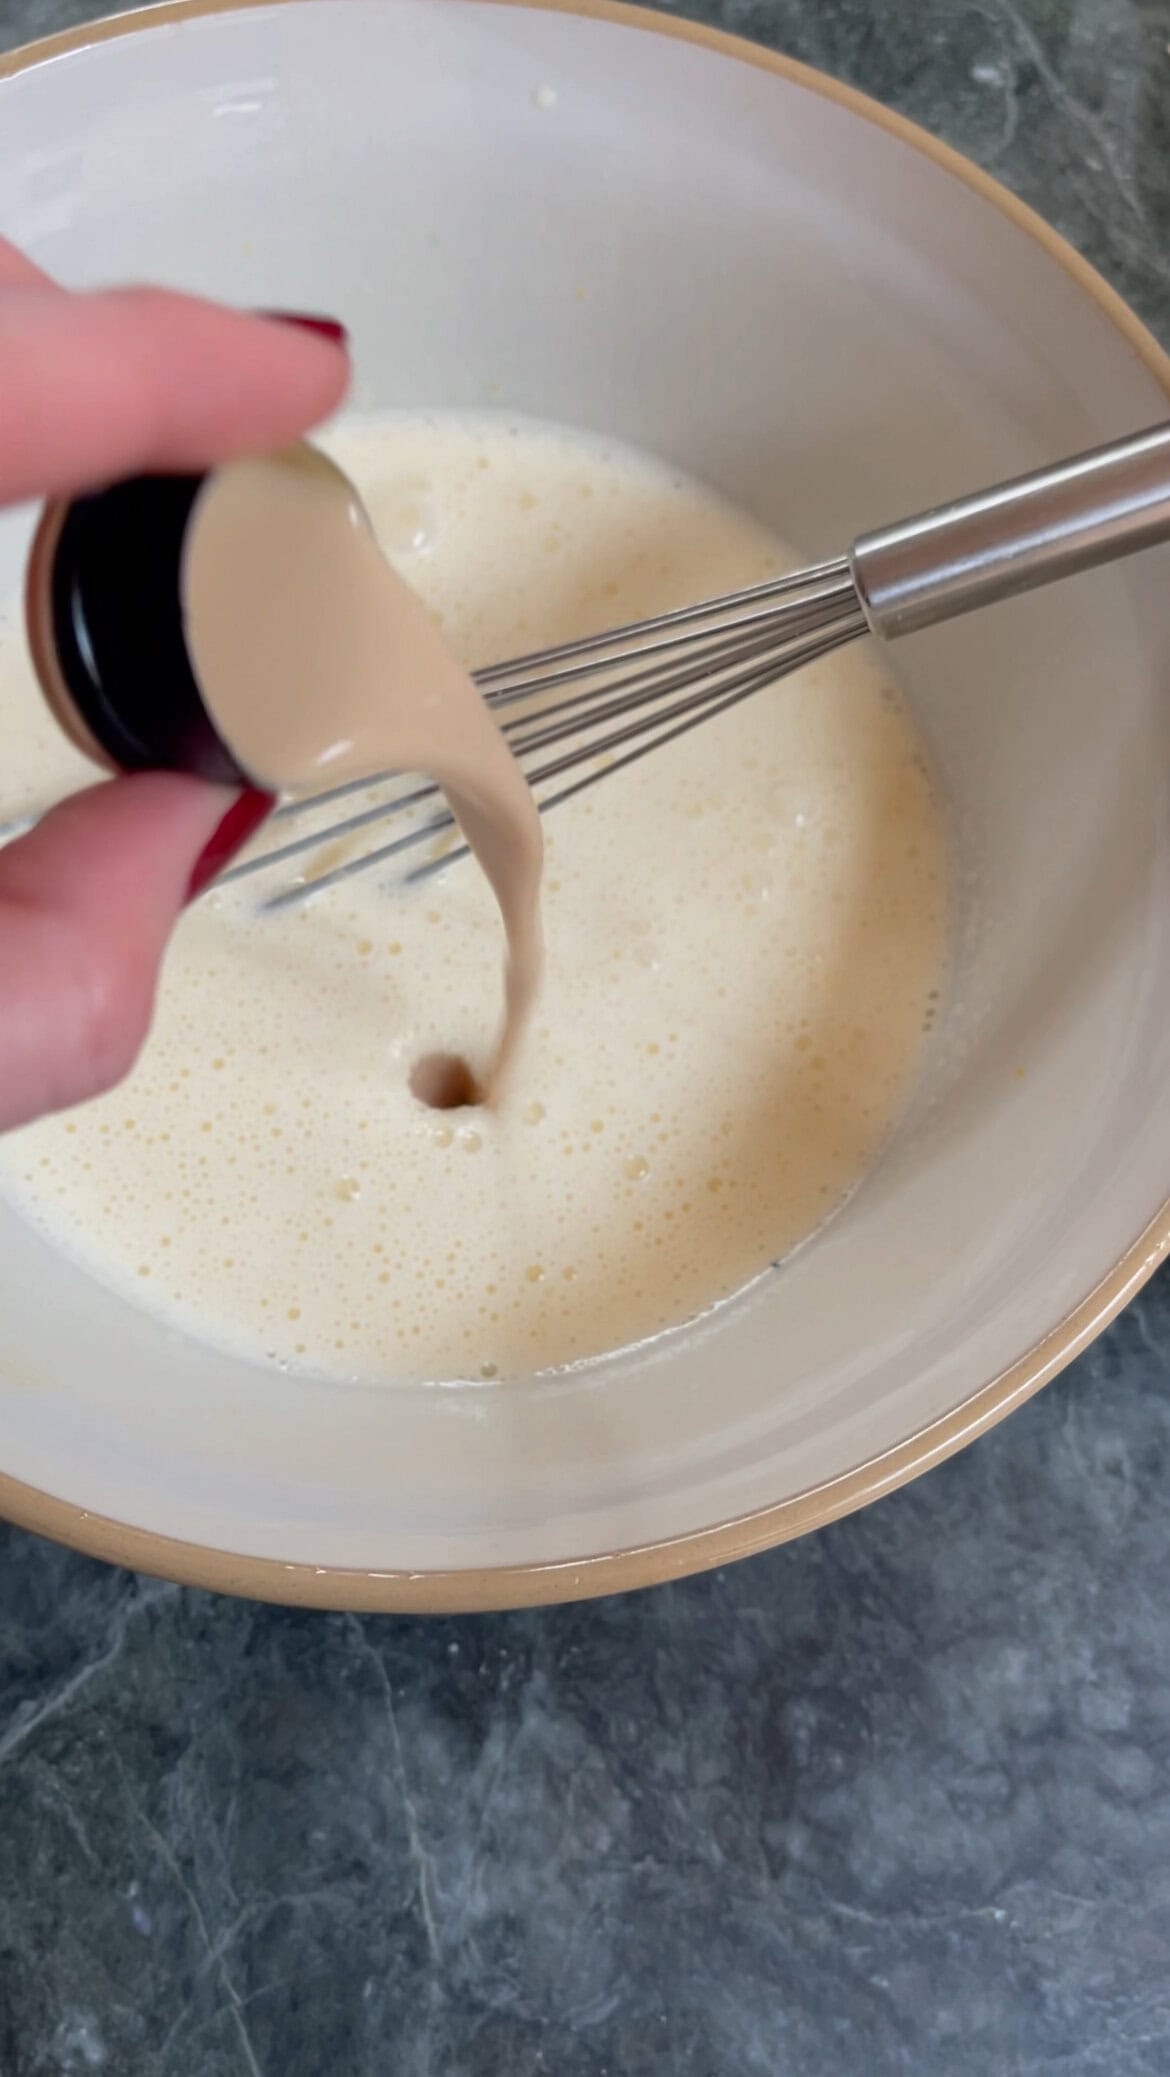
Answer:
xmin=262 ymin=309 xmax=348 ymax=345
xmin=186 ymin=789 xmax=274 ymax=903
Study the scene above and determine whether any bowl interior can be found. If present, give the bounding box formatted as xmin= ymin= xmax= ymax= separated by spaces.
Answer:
xmin=1 ymin=0 xmax=1169 ymax=1598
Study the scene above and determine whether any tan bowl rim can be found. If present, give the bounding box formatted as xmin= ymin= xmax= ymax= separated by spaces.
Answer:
xmin=2 ymin=0 xmax=1169 ymax=1612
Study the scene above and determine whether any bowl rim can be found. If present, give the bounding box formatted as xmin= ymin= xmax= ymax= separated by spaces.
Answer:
xmin=2 ymin=0 xmax=1169 ymax=1611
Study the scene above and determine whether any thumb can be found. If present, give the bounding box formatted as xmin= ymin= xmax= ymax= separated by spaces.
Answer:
xmin=0 ymin=775 xmax=270 ymax=1130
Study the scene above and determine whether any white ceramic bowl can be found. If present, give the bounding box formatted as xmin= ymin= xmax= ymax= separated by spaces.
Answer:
xmin=1 ymin=0 xmax=1169 ymax=1608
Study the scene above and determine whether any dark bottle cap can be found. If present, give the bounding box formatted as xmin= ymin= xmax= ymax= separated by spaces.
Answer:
xmin=26 ymin=472 xmax=254 ymax=785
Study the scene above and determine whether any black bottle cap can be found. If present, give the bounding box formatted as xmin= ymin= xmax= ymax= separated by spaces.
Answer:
xmin=44 ymin=473 xmax=252 ymax=785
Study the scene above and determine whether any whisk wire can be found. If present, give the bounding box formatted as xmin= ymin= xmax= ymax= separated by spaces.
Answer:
xmin=258 ymin=558 xmax=857 ymax=831
xmin=473 ymin=558 xmax=853 ymax=687
xmin=259 ymin=602 xmax=868 ymax=910
xmin=478 ymin=573 xmax=859 ymax=708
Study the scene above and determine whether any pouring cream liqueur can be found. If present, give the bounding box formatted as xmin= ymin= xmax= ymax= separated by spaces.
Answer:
xmin=24 ymin=440 xmax=543 ymax=1105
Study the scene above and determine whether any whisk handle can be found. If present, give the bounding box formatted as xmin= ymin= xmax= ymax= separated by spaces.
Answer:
xmin=849 ymin=421 xmax=1170 ymax=640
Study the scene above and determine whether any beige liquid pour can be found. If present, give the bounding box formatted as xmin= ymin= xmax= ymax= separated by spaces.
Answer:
xmin=183 ymin=445 xmax=543 ymax=1100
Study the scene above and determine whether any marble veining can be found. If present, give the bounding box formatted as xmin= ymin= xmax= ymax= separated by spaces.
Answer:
xmin=1 ymin=1 xmax=1170 ymax=2071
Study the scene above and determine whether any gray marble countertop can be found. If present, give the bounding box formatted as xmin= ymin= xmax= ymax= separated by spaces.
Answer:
xmin=2 ymin=1 xmax=1170 ymax=2072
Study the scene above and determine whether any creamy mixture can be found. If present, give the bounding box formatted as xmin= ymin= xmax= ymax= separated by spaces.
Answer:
xmin=0 ymin=411 xmax=947 ymax=1380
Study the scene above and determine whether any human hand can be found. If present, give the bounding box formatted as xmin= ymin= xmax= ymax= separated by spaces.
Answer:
xmin=0 ymin=237 xmax=349 ymax=1130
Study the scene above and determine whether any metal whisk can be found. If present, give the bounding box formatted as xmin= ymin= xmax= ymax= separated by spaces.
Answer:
xmin=225 ymin=552 xmax=871 ymax=909
xmin=222 ymin=418 xmax=1170 ymax=910
xmin=7 ymin=422 xmax=1170 ymax=899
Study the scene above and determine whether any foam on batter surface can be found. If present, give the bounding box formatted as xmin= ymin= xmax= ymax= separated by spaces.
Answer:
xmin=0 ymin=411 xmax=947 ymax=1381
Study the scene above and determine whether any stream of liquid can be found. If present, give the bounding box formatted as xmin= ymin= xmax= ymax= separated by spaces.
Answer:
xmin=184 ymin=443 xmax=543 ymax=1101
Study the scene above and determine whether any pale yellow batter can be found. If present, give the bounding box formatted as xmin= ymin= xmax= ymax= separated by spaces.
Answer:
xmin=0 ymin=410 xmax=947 ymax=1380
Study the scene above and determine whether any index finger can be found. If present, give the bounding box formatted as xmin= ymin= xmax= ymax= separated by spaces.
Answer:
xmin=0 ymin=281 xmax=350 ymax=504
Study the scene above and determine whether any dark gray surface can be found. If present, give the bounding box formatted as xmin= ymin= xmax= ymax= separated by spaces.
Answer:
xmin=2 ymin=0 xmax=1170 ymax=2071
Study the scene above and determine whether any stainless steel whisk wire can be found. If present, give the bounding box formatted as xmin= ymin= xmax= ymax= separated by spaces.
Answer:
xmin=6 ymin=422 xmax=1170 ymax=899
xmin=227 ymin=558 xmax=868 ymax=909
